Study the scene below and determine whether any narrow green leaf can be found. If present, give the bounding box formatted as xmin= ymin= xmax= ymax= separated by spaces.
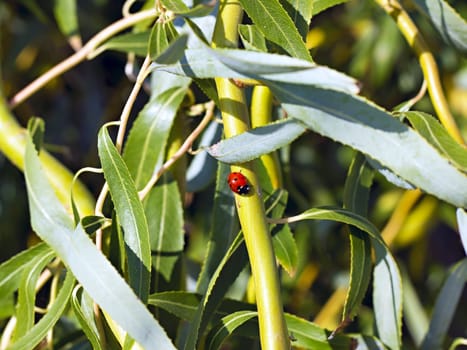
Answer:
xmin=401 ymin=268 xmax=429 ymax=347
xmin=71 ymin=285 xmax=103 ymax=350
xmin=150 ymin=291 xmax=354 ymax=349
xmin=207 ymin=119 xmax=307 ymax=164
xmin=206 ymin=311 xmax=258 ymax=350
xmin=280 ymin=0 xmax=313 ymax=40
xmin=161 ymin=0 xmax=215 ymax=17
xmin=268 ymin=83 xmax=467 ymax=208
xmin=123 ymin=86 xmax=189 ymax=189
xmin=13 ymin=252 xmax=55 ymax=341
xmin=238 ymin=24 xmax=268 ymax=52
xmin=8 ymin=272 xmax=75 ymax=350
xmin=421 ymin=258 xmax=467 ymax=350
xmin=53 ymin=0 xmax=79 ymax=37
xmin=373 ymin=244 xmax=402 ymax=349
xmin=184 ymin=17 xmax=210 ymax=46
xmin=285 ymin=313 xmax=353 ymax=349
xmin=98 ymin=126 xmax=151 ymax=302
xmin=0 ymin=243 xmax=53 ymax=300
xmin=342 ymin=153 xmax=373 ymax=320
xmin=457 ymin=209 xmax=467 ymax=255
xmin=149 ymin=292 xmax=202 ymax=321
xmin=184 ymin=233 xmax=248 ymax=349
xmin=414 ymin=0 xmax=467 ymax=53
xmin=269 ymin=190 xmax=298 ymax=275
xmin=294 ymin=207 xmax=402 ymax=348
xmin=81 ymin=215 xmax=108 ymax=235
xmin=366 ymin=157 xmax=415 ymax=190
xmin=160 ymin=0 xmax=188 ymax=13
xmin=311 ymin=0 xmax=348 ymax=16
xmin=0 ymin=294 xmax=14 ymax=320
xmin=404 ymin=111 xmax=467 ymax=172
xmin=184 ymin=189 xmax=289 ymax=349
xmin=238 ymin=0 xmax=312 ymax=61
xmin=148 ymin=21 xmax=188 ymax=64
xmin=195 ymin=162 xmax=238 ymax=293
xmin=99 ymin=31 xmax=150 ymax=57
xmin=26 ymin=117 xmax=45 ymax=153
xmin=149 ymin=22 xmax=170 ymax=60
xmin=159 ymin=47 xmax=359 ymax=93
xmin=272 ymin=224 xmax=297 ymax=276
xmin=162 ymin=46 xmax=466 ymax=206
xmin=24 ymin=135 xmax=176 ymax=349
xmin=145 ymin=173 xmax=184 ymax=286
xmin=155 ymin=34 xmax=188 ymax=64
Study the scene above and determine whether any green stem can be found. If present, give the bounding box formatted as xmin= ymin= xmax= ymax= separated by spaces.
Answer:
xmin=251 ymin=86 xmax=283 ymax=189
xmin=374 ymin=0 xmax=465 ymax=145
xmin=0 ymin=95 xmax=95 ymax=216
xmin=212 ymin=2 xmax=289 ymax=349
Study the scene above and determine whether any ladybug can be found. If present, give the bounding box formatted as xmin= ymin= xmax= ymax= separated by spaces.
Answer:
xmin=227 ymin=172 xmax=250 ymax=195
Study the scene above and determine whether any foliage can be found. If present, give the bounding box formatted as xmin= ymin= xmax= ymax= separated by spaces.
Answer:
xmin=0 ymin=0 xmax=466 ymax=349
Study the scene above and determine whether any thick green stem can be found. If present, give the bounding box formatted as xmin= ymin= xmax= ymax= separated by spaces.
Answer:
xmin=212 ymin=2 xmax=289 ymax=349
xmin=0 ymin=95 xmax=95 ymax=216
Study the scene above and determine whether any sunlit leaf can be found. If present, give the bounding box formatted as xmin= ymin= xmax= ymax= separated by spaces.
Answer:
xmin=291 ymin=207 xmax=402 ymax=348
xmin=149 ymin=22 xmax=169 ymax=60
xmin=238 ymin=0 xmax=312 ymax=61
xmin=414 ymin=0 xmax=467 ymax=53
xmin=8 ymin=272 xmax=75 ymax=350
xmin=13 ymin=251 xmax=54 ymax=341
xmin=207 ymin=119 xmax=307 ymax=164
xmin=268 ymin=83 xmax=467 ymax=208
xmin=155 ymin=34 xmax=188 ymax=64
xmin=205 ymin=311 xmax=258 ymax=350
xmin=457 ymin=209 xmax=467 ymax=256
xmin=238 ymin=25 xmax=267 ymax=52
xmin=23 ymin=134 xmax=175 ymax=349
xmin=0 ymin=243 xmax=53 ymax=300
xmin=71 ymin=285 xmax=103 ymax=350
xmin=145 ymin=173 xmax=184 ymax=286
xmin=268 ymin=190 xmax=298 ymax=275
xmin=123 ymin=85 xmax=189 ymax=188
xmin=404 ymin=111 xmax=467 ymax=172
xmin=98 ymin=126 xmax=151 ymax=302
xmin=342 ymin=153 xmax=373 ymax=320
xmin=149 ymin=292 xmax=354 ymax=349
xmin=157 ymin=47 xmax=359 ymax=92
xmin=161 ymin=0 xmax=215 ymax=17
xmin=280 ymin=0 xmax=313 ymax=39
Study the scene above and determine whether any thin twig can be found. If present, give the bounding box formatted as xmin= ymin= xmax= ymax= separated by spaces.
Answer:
xmin=138 ymin=101 xmax=215 ymax=200
xmin=116 ymin=56 xmax=152 ymax=152
xmin=9 ymin=9 xmax=158 ymax=108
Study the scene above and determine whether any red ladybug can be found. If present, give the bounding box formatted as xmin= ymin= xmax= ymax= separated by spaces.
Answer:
xmin=227 ymin=172 xmax=250 ymax=195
